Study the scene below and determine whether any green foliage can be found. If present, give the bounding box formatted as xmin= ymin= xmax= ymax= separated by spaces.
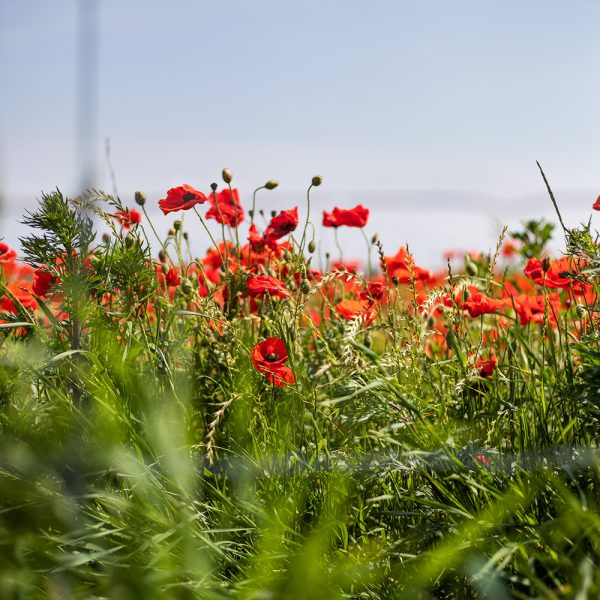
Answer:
xmin=20 ymin=189 xmax=95 ymax=268
xmin=510 ymin=218 xmax=555 ymax=259
xmin=0 ymin=186 xmax=598 ymax=598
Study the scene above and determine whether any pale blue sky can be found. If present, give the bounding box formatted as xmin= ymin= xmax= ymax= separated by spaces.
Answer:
xmin=1 ymin=1 xmax=599 ymax=263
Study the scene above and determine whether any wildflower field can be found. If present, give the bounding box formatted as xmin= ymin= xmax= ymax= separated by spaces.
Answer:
xmin=0 ymin=166 xmax=599 ymax=599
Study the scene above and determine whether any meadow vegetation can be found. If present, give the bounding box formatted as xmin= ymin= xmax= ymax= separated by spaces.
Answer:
xmin=0 ymin=168 xmax=599 ymax=598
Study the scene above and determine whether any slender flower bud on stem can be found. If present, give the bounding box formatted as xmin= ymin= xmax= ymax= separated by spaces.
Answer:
xmin=142 ymin=205 xmax=174 ymax=265
xmin=222 ymin=168 xmax=233 ymax=184
xmin=134 ymin=190 xmax=147 ymax=206
xmin=300 ymin=176 xmax=322 ymax=257
xmin=251 ymin=180 xmax=278 ymax=227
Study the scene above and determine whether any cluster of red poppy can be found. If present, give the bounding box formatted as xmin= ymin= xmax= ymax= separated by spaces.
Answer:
xmin=1 ymin=182 xmax=597 ymax=390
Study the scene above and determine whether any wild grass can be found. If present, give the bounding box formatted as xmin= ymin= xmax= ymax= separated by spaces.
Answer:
xmin=0 ymin=175 xmax=598 ymax=598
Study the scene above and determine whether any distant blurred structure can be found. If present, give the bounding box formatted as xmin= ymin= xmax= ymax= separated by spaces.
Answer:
xmin=76 ymin=0 xmax=98 ymax=193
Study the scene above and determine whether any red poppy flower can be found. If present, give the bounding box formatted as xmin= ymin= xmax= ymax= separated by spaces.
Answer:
xmin=264 ymin=207 xmax=299 ymax=241
xmin=206 ymin=188 xmax=244 ymax=226
xmin=0 ymin=285 xmax=38 ymax=314
xmin=512 ymin=292 xmax=561 ymax=326
xmin=251 ymin=337 xmax=295 ymax=387
xmin=246 ymin=275 xmax=290 ymax=299
xmin=476 ymin=356 xmax=497 ymax=377
xmin=385 ymin=247 xmax=434 ymax=284
xmin=0 ymin=243 xmax=17 ymax=263
xmin=114 ymin=207 xmax=143 ymax=229
xmin=523 ymin=256 xmax=573 ymax=290
xmin=248 ymin=224 xmax=265 ymax=251
xmin=335 ymin=299 xmax=377 ymax=325
xmin=463 ymin=291 xmax=508 ymax=317
xmin=323 ymin=204 xmax=369 ymax=228
xmin=158 ymin=184 xmax=207 ymax=215
xmin=360 ymin=281 xmax=386 ymax=303
xmin=156 ymin=266 xmax=180 ymax=287
xmin=593 ymin=195 xmax=600 ymax=210
xmin=501 ymin=240 xmax=519 ymax=257
xmin=32 ymin=268 xmax=58 ymax=297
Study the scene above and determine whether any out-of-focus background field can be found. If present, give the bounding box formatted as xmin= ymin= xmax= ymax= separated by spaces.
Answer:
xmin=1 ymin=1 xmax=599 ymax=264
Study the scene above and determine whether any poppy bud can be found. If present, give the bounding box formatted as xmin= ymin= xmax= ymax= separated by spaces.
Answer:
xmin=259 ymin=209 xmax=265 ymax=216
xmin=364 ymin=334 xmax=372 ymax=348
xmin=311 ymin=175 xmax=323 ymax=187
xmin=180 ymin=278 xmax=194 ymax=295
xmin=308 ymin=240 xmax=316 ymax=253
xmin=391 ymin=276 xmax=399 ymax=286
xmin=271 ymin=210 xmax=277 ymax=218
xmin=427 ymin=316 xmax=435 ymax=329
xmin=183 ymin=232 xmax=189 ymax=241
xmin=371 ymin=234 xmax=379 ymax=244
xmin=125 ymin=234 xmax=135 ymax=248
xmin=300 ymin=279 xmax=311 ymax=294
xmin=161 ymin=263 xmax=168 ymax=275
xmin=325 ymin=252 xmax=330 ymax=260
xmin=173 ymin=220 xmax=182 ymax=231
xmin=465 ymin=260 xmax=478 ymax=277
xmin=134 ymin=190 xmax=146 ymax=206
xmin=541 ymin=256 xmax=551 ymax=272
xmin=222 ymin=168 xmax=233 ymax=184
xmin=248 ymin=209 xmax=254 ymax=218
xmin=265 ymin=180 xmax=279 ymax=190
xmin=168 ymin=228 xmax=176 ymax=237
xmin=158 ymin=249 xmax=167 ymax=263
xmin=102 ymin=232 xmax=110 ymax=244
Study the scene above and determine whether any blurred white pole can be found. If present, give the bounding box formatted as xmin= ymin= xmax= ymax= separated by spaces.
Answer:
xmin=76 ymin=0 xmax=98 ymax=193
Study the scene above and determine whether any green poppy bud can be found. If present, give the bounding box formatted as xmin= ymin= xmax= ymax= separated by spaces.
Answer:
xmin=265 ymin=180 xmax=279 ymax=190
xmin=301 ymin=279 xmax=311 ymax=294
xmin=311 ymin=175 xmax=323 ymax=187
xmin=465 ymin=260 xmax=478 ymax=277
xmin=308 ymin=240 xmax=316 ymax=253
xmin=180 ymin=278 xmax=194 ymax=295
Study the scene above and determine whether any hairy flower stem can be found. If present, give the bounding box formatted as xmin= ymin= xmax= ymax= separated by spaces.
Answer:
xmin=211 ymin=190 xmax=230 ymax=274
xmin=142 ymin=206 xmax=174 ymax=264
xmin=226 ymin=183 xmax=242 ymax=272
xmin=334 ymin=227 xmax=344 ymax=262
xmin=250 ymin=186 xmax=265 ymax=228
xmin=360 ymin=228 xmax=373 ymax=278
xmin=299 ymin=183 xmax=314 ymax=257
xmin=192 ymin=206 xmax=224 ymax=268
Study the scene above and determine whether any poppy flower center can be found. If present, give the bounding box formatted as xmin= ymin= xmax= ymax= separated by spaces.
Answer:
xmin=183 ymin=193 xmax=197 ymax=202
xmin=265 ymin=352 xmax=279 ymax=362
